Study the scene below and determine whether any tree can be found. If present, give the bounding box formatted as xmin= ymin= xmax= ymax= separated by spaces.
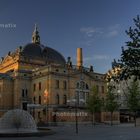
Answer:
xmin=116 ymin=15 xmax=140 ymax=81
xmin=108 ymin=15 xmax=140 ymax=126
xmin=86 ymin=86 xmax=102 ymax=126
xmin=127 ymin=80 xmax=140 ymax=127
xmin=105 ymin=85 xmax=119 ymax=126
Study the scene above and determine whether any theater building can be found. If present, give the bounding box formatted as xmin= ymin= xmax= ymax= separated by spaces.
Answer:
xmin=0 ymin=25 xmax=118 ymax=124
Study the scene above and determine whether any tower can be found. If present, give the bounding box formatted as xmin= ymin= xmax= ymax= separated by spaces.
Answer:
xmin=77 ymin=48 xmax=83 ymax=69
xmin=32 ymin=24 xmax=40 ymax=44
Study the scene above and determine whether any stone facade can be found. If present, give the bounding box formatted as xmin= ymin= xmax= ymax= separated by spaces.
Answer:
xmin=0 ymin=25 xmax=117 ymax=124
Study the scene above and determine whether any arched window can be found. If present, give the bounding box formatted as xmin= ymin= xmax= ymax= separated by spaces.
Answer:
xmin=77 ymin=82 xmax=80 ymax=88
xmin=86 ymin=84 xmax=89 ymax=90
xmin=63 ymin=95 xmax=67 ymax=105
xmin=39 ymin=82 xmax=41 ymax=90
xmin=39 ymin=96 xmax=41 ymax=104
xmin=25 ymin=89 xmax=28 ymax=97
xmin=33 ymin=96 xmax=36 ymax=104
xmin=22 ymin=89 xmax=24 ymax=97
xmin=56 ymin=94 xmax=59 ymax=104
xmin=63 ymin=81 xmax=67 ymax=89
xmin=76 ymin=81 xmax=89 ymax=105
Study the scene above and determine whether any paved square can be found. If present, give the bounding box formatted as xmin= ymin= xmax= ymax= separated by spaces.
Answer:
xmin=1 ymin=124 xmax=140 ymax=140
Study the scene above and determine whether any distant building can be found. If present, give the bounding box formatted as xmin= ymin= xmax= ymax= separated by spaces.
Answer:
xmin=0 ymin=25 xmax=117 ymax=124
xmin=106 ymin=61 xmax=135 ymax=123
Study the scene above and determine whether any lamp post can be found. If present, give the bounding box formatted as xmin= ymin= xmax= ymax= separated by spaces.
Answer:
xmin=67 ymin=97 xmax=78 ymax=134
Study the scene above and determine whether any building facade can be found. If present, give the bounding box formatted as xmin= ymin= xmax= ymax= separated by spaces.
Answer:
xmin=0 ymin=25 xmax=116 ymax=124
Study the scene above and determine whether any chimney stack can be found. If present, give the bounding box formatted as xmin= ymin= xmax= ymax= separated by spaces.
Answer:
xmin=77 ymin=48 xmax=83 ymax=69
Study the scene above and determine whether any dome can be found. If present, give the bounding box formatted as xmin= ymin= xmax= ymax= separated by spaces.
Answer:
xmin=21 ymin=43 xmax=66 ymax=65
xmin=21 ymin=43 xmax=44 ymax=58
xmin=0 ymin=109 xmax=37 ymax=133
xmin=19 ymin=25 xmax=66 ymax=65
xmin=43 ymin=46 xmax=66 ymax=65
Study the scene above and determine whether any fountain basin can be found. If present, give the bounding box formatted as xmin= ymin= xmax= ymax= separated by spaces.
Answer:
xmin=0 ymin=109 xmax=54 ymax=137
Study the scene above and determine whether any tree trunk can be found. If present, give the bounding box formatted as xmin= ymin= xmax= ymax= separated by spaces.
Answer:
xmin=110 ymin=112 xmax=113 ymax=126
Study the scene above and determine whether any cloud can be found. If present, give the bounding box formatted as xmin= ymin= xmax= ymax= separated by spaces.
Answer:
xmin=106 ymin=30 xmax=119 ymax=37
xmin=106 ymin=24 xmax=120 ymax=37
xmin=80 ymin=24 xmax=120 ymax=43
xmin=84 ymin=54 xmax=110 ymax=61
xmin=79 ymin=24 xmax=120 ymax=47
xmin=80 ymin=27 xmax=103 ymax=37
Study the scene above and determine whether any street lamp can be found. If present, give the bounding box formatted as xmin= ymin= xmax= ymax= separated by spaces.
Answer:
xmin=67 ymin=98 xmax=78 ymax=134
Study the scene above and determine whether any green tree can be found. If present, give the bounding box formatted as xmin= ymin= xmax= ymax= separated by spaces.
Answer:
xmin=105 ymin=85 xmax=119 ymax=126
xmin=86 ymin=86 xmax=102 ymax=126
xmin=127 ymin=80 xmax=140 ymax=127
xmin=113 ymin=15 xmax=140 ymax=81
xmin=108 ymin=15 xmax=140 ymax=126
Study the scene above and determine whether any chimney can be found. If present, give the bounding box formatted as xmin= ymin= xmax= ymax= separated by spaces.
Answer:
xmin=77 ymin=48 xmax=83 ymax=69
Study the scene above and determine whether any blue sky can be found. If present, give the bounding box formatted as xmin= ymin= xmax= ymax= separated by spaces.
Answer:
xmin=0 ymin=0 xmax=140 ymax=73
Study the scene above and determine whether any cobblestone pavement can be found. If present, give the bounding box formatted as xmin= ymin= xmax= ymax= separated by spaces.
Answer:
xmin=1 ymin=123 xmax=140 ymax=140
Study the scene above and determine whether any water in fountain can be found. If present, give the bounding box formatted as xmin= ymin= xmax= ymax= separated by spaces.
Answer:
xmin=0 ymin=109 xmax=37 ymax=133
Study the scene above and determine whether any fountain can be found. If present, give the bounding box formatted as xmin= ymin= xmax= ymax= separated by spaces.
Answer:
xmin=0 ymin=109 xmax=53 ymax=137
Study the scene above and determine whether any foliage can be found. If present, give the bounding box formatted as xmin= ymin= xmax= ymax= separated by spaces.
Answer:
xmin=127 ymin=80 xmax=140 ymax=126
xmin=86 ymin=86 xmax=103 ymax=125
xmin=105 ymin=85 xmax=119 ymax=125
xmin=127 ymin=80 xmax=140 ymax=112
xmin=116 ymin=15 xmax=140 ymax=81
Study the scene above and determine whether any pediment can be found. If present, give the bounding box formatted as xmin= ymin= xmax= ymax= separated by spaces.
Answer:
xmin=1 ymin=55 xmax=13 ymax=64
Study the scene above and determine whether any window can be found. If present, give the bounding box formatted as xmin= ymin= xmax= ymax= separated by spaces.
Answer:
xmin=79 ymin=81 xmax=86 ymax=89
xmin=33 ymin=96 xmax=36 ymax=104
xmin=22 ymin=102 xmax=27 ymax=110
xmin=56 ymin=94 xmax=59 ymax=104
xmin=63 ymin=81 xmax=67 ymax=90
xmin=63 ymin=95 xmax=67 ymax=105
xmin=101 ymin=86 xmax=104 ymax=93
xmin=33 ymin=84 xmax=36 ymax=91
xmin=56 ymin=80 xmax=59 ymax=89
xmin=39 ymin=82 xmax=41 ymax=90
xmin=22 ymin=89 xmax=24 ymax=97
xmin=39 ymin=96 xmax=41 ymax=104
xmin=25 ymin=89 xmax=28 ymax=97
xmin=77 ymin=82 xmax=80 ymax=89
xmin=86 ymin=84 xmax=89 ymax=89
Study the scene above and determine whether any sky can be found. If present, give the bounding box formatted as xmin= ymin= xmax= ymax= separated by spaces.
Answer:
xmin=0 ymin=0 xmax=140 ymax=74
